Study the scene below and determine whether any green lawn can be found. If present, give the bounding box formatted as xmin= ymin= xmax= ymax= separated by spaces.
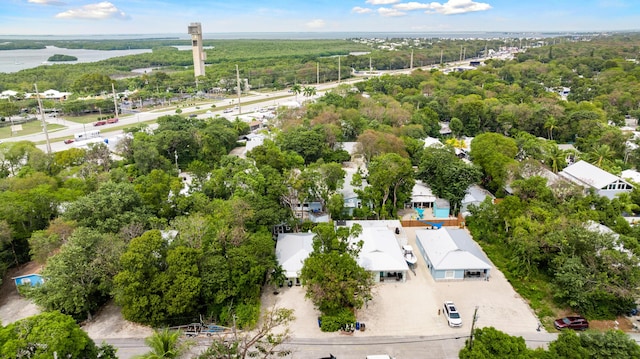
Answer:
xmin=0 ymin=120 xmax=65 ymax=139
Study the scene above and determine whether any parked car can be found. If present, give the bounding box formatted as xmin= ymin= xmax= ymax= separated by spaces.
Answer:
xmin=443 ymin=301 xmax=462 ymax=327
xmin=63 ymin=139 xmax=74 ymax=144
xmin=94 ymin=120 xmax=107 ymax=126
xmin=106 ymin=117 xmax=119 ymax=124
xmin=554 ymin=316 xmax=589 ymax=330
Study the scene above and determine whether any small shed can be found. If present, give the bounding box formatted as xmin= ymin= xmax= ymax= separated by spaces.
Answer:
xmin=433 ymin=198 xmax=450 ymax=218
xmin=12 ymin=273 xmax=44 ymax=287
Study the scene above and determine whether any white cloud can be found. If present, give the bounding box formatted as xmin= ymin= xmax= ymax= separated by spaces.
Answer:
xmin=306 ymin=19 xmax=326 ymax=29
xmin=425 ymin=0 xmax=492 ymax=15
xmin=28 ymin=0 xmax=65 ymax=5
xmin=393 ymin=2 xmax=431 ymax=11
xmin=378 ymin=7 xmax=406 ymax=17
xmin=352 ymin=6 xmax=373 ymax=14
xmin=55 ymin=1 xmax=128 ymax=19
xmin=366 ymin=0 xmax=400 ymax=5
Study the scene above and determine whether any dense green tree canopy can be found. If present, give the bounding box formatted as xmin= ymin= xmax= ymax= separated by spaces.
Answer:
xmin=0 ymin=311 xmax=99 ymax=358
xmin=29 ymin=227 xmax=124 ymax=321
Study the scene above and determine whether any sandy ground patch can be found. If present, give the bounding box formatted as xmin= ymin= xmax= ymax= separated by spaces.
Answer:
xmin=0 ymin=263 xmax=42 ymax=325
xmin=262 ymin=225 xmax=541 ymax=339
xmin=82 ymin=301 xmax=154 ymax=340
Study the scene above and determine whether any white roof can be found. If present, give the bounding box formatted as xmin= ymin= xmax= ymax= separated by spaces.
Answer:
xmin=462 ymin=184 xmax=494 ymax=205
xmin=559 ymin=160 xmax=625 ymax=189
xmin=622 ymin=169 xmax=640 ymax=184
xmin=338 ymin=142 xmax=360 ymax=155
xmin=352 ymin=227 xmax=409 ymax=272
xmin=276 ymin=233 xmax=315 ymax=278
xmin=340 ymin=166 xmax=365 ymax=201
xmin=423 ymin=137 xmax=443 ymax=148
xmin=416 ymin=228 xmax=490 ymax=271
xmin=412 ymin=181 xmax=436 ymax=203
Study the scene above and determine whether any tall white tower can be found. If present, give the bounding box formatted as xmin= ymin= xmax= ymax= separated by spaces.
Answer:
xmin=188 ymin=22 xmax=206 ymax=77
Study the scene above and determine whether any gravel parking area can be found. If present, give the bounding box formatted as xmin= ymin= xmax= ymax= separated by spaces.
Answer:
xmin=262 ymin=226 xmax=542 ymax=339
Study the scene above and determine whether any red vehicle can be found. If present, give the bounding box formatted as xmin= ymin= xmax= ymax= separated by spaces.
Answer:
xmin=64 ymin=139 xmax=75 ymax=144
xmin=106 ymin=118 xmax=119 ymax=124
xmin=554 ymin=316 xmax=589 ymax=330
xmin=94 ymin=120 xmax=107 ymax=126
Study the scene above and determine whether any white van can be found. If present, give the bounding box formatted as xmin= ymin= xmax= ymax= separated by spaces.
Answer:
xmin=366 ymin=356 xmax=394 ymax=359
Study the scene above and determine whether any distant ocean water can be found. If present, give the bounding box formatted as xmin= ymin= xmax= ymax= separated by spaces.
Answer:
xmin=0 ymin=31 xmax=577 ymax=41
xmin=0 ymin=31 xmax=581 ymax=73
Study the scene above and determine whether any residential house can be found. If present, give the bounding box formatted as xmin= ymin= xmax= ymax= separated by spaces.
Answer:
xmin=407 ymin=181 xmax=435 ymax=209
xmin=275 ymin=232 xmax=315 ymax=285
xmin=461 ymin=185 xmax=495 ymax=217
xmin=346 ymin=220 xmax=410 ymax=283
xmin=274 ymin=221 xmax=410 ymax=285
xmin=559 ymin=160 xmax=633 ymax=199
xmin=433 ymin=198 xmax=450 ymax=218
xmin=415 ymin=228 xmax=491 ymax=281
xmin=340 ymin=166 xmax=365 ymax=216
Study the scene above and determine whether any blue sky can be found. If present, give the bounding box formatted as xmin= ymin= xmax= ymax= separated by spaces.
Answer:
xmin=1 ymin=0 xmax=639 ymax=36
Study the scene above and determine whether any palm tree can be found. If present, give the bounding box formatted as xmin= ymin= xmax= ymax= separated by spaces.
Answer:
xmin=135 ymin=328 xmax=189 ymax=359
xmin=303 ymin=86 xmax=317 ymax=101
xmin=546 ymin=145 xmax=567 ymax=173
xmin=544 ymin=116 xmax=557 ymax=140
xmin=291 ymin=84 xmax=302 ymax=102
xmin=587 ymin=144 xmax=613 ymax=168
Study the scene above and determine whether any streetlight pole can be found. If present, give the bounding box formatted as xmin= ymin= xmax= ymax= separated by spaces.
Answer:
xmin=34 ymin=83 xmax=51 ymax=155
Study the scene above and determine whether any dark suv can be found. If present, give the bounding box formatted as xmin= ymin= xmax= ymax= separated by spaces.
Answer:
xmin=554 ymin=316 xmax=589 ymax=330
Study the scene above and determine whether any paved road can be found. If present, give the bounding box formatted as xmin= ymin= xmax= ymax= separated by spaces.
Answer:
xmin=102 ymin=332 xmax=640 ymax=359
xmin=1 ymin=54 xmax=506 ymax=152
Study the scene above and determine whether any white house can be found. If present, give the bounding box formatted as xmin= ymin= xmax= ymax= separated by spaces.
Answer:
xmin=340 ymin=166 xmax=366 ymax=216
xmin=559 ymin=160 xmax=633 ymax=199
xmin=275 ymin=232 xmax=315 ymax=285
xmin=408 ymin=180 xmax=436 ymax=209
xmin=415 ymin=228 xmax=491 ymax=281
xmin=346 ymin=220 xmax=410 ymax=283
xmin=275 ymin=221 xmax=410 ymax=285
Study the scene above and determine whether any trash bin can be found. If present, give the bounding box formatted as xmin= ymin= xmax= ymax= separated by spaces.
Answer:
xmin=356 ymin=322 xmax=360 ymax=330
xmin=360 ymin=323 xmax=366 ymax=331
xmin=318 ymin=317 xmax=322 ymax=328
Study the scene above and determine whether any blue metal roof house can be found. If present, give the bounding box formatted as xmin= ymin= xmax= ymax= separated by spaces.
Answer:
xmin=415 ymin=228 xmax=491 ymax=281
xmin=12 ymin=273 xmax=44 ymax=288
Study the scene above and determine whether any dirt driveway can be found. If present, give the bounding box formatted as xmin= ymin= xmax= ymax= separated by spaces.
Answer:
xmin=261 ymin=226 xmax=541 ymax=338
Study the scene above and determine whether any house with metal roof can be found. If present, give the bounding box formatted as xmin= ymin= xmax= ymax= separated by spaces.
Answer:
xmin=408 ymin=180 xmax=436 ymax=209
xmin=415 ymin=228 xmax=491 ymax=281
xmin=347 ymin=221 xmax=410 ymax=283
xmin=559 ymin=160 xmax=633 ymax=199
xmin=461 ymin=185 xmax=495 ymax=217
xmin=275 ymin=232 xmax=315 ymax=285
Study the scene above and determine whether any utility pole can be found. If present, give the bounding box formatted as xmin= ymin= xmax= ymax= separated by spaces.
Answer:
xmin=236 ymin=64 xmax=241 ymax=114
xmin=410 ymin=49 xmax=414 ymax=70
xmin=468 ymin=306 xmax=479 ymax=350
xmin=440 ymin=49 xmax=443 ymax=66
xmin=338 ymin=56 xmax=341 ymax=83
xmin=111 ymin=82 xmax=119 ymax=119
xmin=317 ymin=62 xmax=320 ymax=85
xmin=459 ymin=45 xmax=463 ymax=62
xmin=34 ymin=83 xmax=51 ymax=155
xmin=369 ymin=57 xmax=372 ymax=73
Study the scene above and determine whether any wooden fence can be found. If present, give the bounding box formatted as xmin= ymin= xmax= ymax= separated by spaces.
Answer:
xmin=400 ymin=214 xmax=465 ymax=228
